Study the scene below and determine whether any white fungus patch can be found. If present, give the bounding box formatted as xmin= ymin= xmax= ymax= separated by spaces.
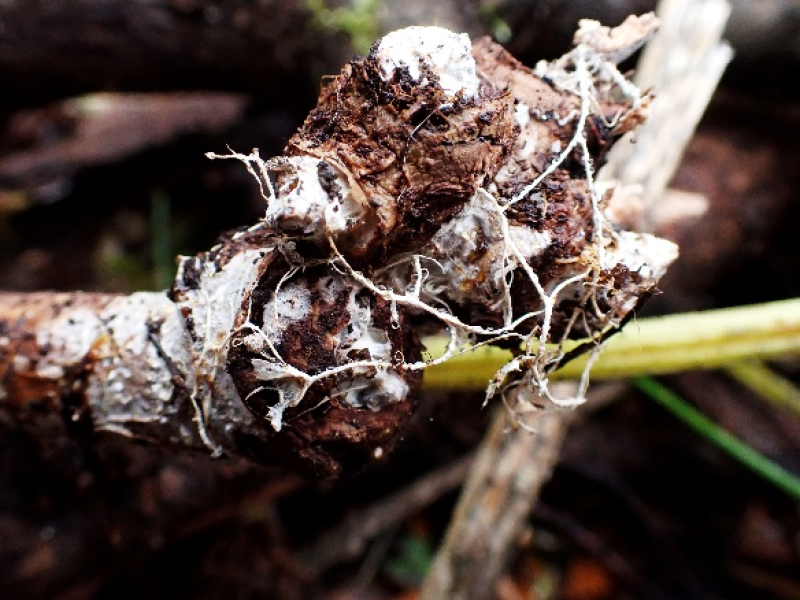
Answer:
xmin=376 ymin=26 xmax=479 ymax=99
xmin=424 ymin=192 xmax=551 ymax=308
xmin=514 ymin=102 xmax=531 ymax=128
xmin=603 ymin=230 xmax=679 ymax=280
xmin=243 ymin=275 xmax=409 ymax=430
xmin=266 ymin=156 xmax=360 ymax=238
xmin=36 ymin=307 xmax=103 ymax=381
xmin=172 ymin=248 xmax=269 ymax=450
xmin=425 ymin=192 xmax=502 ymax=302
xmin=333 ymin=371 xmax=409 ymax=411
xmin=331 ymin=286 xmax=409 ymax=411
xmin=260 ymin=278 xmax=312 ymax=342
xmin=88 ymin=293 xmax=196 ymax=425
xmin=188 ymin=249 xmax=266 ymax=357
xmin=249 ymin=358 xmax=312 ymax=431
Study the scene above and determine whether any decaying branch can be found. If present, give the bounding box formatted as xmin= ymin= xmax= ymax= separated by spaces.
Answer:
xmin=0 ymin=20 xmax=676 ymax=478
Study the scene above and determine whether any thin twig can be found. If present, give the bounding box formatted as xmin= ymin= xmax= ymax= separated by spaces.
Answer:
xmin=420 ymin=404 xmax=573 ymax=600
xmin=299 ymin=452 xmax=475 ymax=574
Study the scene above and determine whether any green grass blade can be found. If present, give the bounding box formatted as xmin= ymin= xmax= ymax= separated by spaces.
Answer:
xmin=725 ymin=361 xmax=800 ymax=420
xmin=423 ymin=298 xmax=800 ymax=390
xmin=633 ymin=376 xmax=800 ymax=501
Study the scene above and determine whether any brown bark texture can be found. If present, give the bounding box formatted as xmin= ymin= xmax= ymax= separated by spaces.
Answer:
xmin=0 ymin=20 xmax=675 ymax=479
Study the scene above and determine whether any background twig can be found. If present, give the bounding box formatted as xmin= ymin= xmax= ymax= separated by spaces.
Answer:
xmin=420 ymin=405 xmax=573 ymax=600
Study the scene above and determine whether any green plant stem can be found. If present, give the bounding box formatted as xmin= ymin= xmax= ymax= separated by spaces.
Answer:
xmin=423 ymin=298 xmax=800 ymax=390
xmin=633 ymin=376 xmax=800 ymax=501
xmin=725 ymin=361 xmax=800 ymax=420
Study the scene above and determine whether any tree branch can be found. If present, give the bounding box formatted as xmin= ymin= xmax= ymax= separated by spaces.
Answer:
xmin=1 ymin=22 xmax=675 ymax=479
xmin=421 ymin=406 xmax=572 ymax=600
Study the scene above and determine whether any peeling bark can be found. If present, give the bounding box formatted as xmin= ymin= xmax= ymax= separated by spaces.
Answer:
xmin=0 ymin=21 xmax=677 ymax=478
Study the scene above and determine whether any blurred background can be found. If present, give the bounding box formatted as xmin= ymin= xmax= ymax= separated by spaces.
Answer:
xmin=1 ymin=1 xmax=799 ymax=598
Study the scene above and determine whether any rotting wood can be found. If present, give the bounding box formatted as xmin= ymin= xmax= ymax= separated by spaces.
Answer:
xmin=1 ymin=21 xmax=676 ymax=479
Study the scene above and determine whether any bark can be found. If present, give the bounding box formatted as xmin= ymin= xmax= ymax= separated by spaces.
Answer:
xmin=0 ymin=21 xmax=676 ymax=479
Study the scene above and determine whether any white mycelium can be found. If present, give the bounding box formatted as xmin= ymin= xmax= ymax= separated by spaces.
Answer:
xmin=36 ymin=305 xmax=103 ymax=381
xmin=603 ymin=230 xmax=679 ymax=281
xmin=333 ymin=288 xmax=409 ymax=410
xmin=376 ymin=26 xmax=479 ymax=99
xmin=424 ymin=192 xmax=551 ymax=308
xmin=514 ymin=102 xmax=531 ymax=128
xmin=333 ymin=371 xmax=409 ymax=411
xmin=261 ymin=278 xmax=312 ymax=342
xmin=246 ymin=273 xmax=409 ymax=430
xmin=266 ymin=156 xmax=360 ymax=238
xmin=88 ymin=293 xmax=196 ymax=425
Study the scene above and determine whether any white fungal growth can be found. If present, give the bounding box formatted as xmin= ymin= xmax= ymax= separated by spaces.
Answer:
xmin=423 ymin=192 xmax=550 ymax=309
xmin=249 ymin=358 xmax=312 ymax=431
xmin=338 ymin=298 xmax=390 ymax=362
xmin=376 ymin=26 xmax=479 ymax=99
xmin=239 ymin=273 xmax=410 ymax=430
xmin=514 ymin=103 xmax=531 ymax=128
xmin=603 ymin=230 xmax=679 ymax=279
xmin=173 ymin=248 xmax=269 ymax=451
xmin=507 ymin=225 xmax=553 ymax=266
xmin=333 ymin=287 xmax=409 ymax=411
xmin=88 ymin=293 xmax=196 ymax=426
xmin=36 ymin=306 xmax=103 ymax=381
xmin=260 ymin=278 xmax=312 ymax=342
xmin=266 ymin=156 xmax=360 ymax=238
xmin=333 ymin=371 xmax=409 ymax=411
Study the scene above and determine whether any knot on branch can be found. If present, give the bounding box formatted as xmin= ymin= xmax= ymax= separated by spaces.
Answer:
xmin=177 ymin=20 xmax=676 ymax=477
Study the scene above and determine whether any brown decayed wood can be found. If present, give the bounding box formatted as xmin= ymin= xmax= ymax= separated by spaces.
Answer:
xmin=285 ymin=46 xmax=518 ymax=262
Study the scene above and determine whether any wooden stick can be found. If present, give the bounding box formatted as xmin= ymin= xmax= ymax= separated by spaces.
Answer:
xmin=599 ymin=0 xmax=733 ymax=227
xmin=420 ymin=405 xmax=572 ymax=600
